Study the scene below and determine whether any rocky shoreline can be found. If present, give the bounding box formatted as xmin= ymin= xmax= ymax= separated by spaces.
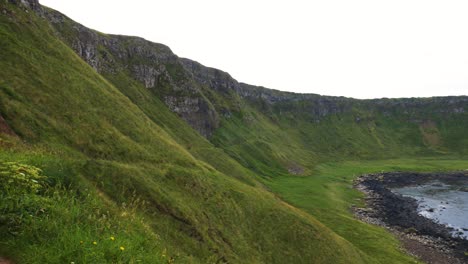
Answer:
xmin=353 ymin=172 xmax=468 ymax=264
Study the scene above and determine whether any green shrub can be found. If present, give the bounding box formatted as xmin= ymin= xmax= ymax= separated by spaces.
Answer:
xmin=0 ymin=162 xmax=46 ymax=194
xmin=0 ymin=162 xmax=50 ymax=235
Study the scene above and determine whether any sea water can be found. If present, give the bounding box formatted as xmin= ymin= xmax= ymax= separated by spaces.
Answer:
xmin=392 ymin=180 xmax=468 ymax=239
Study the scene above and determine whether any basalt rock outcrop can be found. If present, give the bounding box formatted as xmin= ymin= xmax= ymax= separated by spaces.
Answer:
xmin=7 ymin=0 xmax=40 ymax=11
xmin=42 ymin=8 xmax=220 ymax=137
xmin=14 ymin=0 xmax=468 ymax=140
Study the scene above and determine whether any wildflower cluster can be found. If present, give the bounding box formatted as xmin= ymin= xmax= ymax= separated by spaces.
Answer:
xmin=76 ymin=235 xmax=128 ymax=262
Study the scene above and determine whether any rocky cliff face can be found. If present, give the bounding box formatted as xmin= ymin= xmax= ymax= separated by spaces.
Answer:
xmin=368 ymin=97 xmax=467 ymax=114
xmin=42 ymin=8 xmax=220 ymax=137
xmin=7 ymin=0 xmax=40 ymax=11
xmin=180 ymin=58 xmax=242 ymax=95
xmin=22 ymin=1 xmax=468 ymax=138
xmin=239 ymin=83 xmax=355 ymax=121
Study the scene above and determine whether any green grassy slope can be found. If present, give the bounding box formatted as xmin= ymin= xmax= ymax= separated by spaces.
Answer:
xmin=211 ymin=94 xmax=468 ymax=177
xmin=0 ymin=2 xmax=380 ymax=263
xmin=40 ymin=1 xmax=468 ymax=176
xmin=266 ymin=158 xmax=468 ymax=264
xmin=1 ymin=1 xmax=468 ymax=263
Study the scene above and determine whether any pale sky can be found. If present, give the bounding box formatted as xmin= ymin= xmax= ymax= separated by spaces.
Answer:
xmin=40 ymin=0 xmax=468 ymax=99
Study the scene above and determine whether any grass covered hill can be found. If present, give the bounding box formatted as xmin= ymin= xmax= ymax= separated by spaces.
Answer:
xmin=0 ymin=1 xmax=467 ymax=263
xmin=43 ymin=4 xmax=468 ymax=177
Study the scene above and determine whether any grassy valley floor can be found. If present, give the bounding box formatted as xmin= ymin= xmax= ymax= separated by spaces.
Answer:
xmin=265 ymin=158 xmax=468 ymax=264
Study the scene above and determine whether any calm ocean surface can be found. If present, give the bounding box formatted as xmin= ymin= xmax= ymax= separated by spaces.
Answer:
xmin=392 ymin=180 xmax=468 ymax=239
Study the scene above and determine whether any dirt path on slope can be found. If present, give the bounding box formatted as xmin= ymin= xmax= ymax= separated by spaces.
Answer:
xmin=0 ymin=257 xmax=13 ymax=264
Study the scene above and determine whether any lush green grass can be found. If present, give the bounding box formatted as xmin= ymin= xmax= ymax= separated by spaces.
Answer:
xmin=211 ymin=107 xmax=466 ymax=178
xmin=266 ymin=158 xmax=468 ymax=264
xmin=0 ymin=3 xmax=373 ymax=263
xmin=1 ymin=2 xmax=468 ymax=263
xmin=0 ymin=151 xmax=172 ymax=264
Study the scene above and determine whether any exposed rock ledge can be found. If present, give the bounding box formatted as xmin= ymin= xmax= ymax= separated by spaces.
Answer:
xmin=7 ymin=0 xmax=41 ymax=11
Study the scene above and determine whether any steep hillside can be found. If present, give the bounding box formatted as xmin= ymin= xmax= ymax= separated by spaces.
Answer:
xmin=0 ymin=1 xmax=376 ymax=263
xmin=0 ymin=1 xmax=467 ymax=264
xmin=41 ymin=4 xmax=468 ymax=177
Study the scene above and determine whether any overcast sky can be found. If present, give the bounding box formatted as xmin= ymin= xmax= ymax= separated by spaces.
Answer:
xmin=40 ymin=0 xmax=468 ymax=99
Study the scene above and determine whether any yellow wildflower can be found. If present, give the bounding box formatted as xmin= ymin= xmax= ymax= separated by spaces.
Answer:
xmin=110 ymin=236 xmax=115 ymax=241
xmin=93 ymin=241 xmax=97 ymax=245
xmin=120 ymin=246 xmax=125 ymax=251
